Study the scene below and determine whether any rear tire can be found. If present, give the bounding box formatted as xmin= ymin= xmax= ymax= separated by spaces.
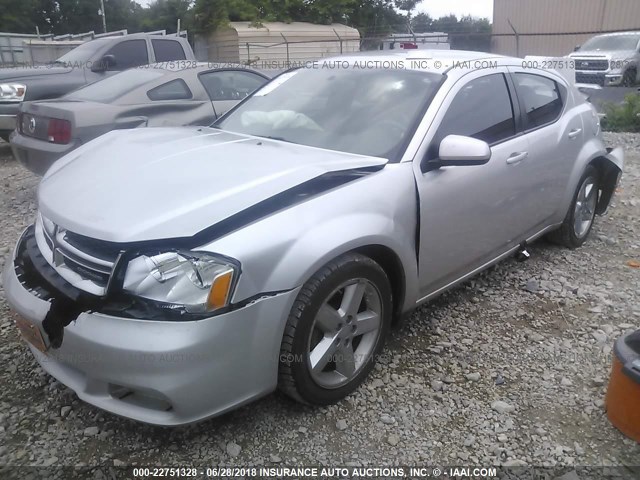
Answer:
xmin=278 ymin=253 xmax=392 ymax=405
xmin=547 ymin=165 xmax=599 ymax=249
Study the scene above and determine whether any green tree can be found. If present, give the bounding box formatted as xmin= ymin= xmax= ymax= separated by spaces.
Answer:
xmin=411 ymin=12 xmax=432 ymax=33
xmin=139 ymin=0 xmax=194 ymax=33
xmin=0 ymin=0 xmax=59 ymax=34
xmin=433 ymin=14 xmax=491 ymax=52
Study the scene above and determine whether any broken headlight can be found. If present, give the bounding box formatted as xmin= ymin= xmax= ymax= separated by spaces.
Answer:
xmin=122 ymin=251 xmax=238 ymax=314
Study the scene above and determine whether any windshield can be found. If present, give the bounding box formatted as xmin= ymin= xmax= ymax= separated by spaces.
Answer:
xmin=54 ymin=39 xmax=109 ymax=65
xmin=65 ymin=68 xmax=164 ymax=103
xmin=216 ymin=66 xmax=442 ymax=160
xmin=580 ymin=34 xmax=640 ymax=51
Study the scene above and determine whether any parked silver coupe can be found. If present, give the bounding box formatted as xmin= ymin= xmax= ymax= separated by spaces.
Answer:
xmin=2 ymin=51 xmax=623 ymax=425
xmin=9 ymin=63 xmax=270 ymax=174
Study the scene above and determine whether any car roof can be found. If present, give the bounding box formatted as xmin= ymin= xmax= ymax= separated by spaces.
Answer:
xmin=591 ymin=31 xmax=640 ymax=37
xmin=147 ymin=61 xmax=250 ymax=73
xmin=323 ymin=50 xmax=517 ymax=75
xmin=142 ymin=62 xmax=273 ymax=82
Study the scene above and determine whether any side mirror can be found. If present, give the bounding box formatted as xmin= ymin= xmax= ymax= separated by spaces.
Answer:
xmin=91 ymin=54 xmax=116 ymax=72
xmin=438 ymin=134 xmax=491 ymax=166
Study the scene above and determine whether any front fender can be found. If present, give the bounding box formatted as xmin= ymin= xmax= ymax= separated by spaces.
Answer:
xmin=267 ymin=213 xmax=419 ymax=313
xmin=201 ymin=163 xmax=420 ymax=313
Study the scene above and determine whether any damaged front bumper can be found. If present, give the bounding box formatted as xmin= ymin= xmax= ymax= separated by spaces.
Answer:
xmin=2 ymin=226 xmax=299 ymax=426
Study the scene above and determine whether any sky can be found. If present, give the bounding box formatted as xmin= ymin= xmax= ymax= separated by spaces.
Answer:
xmin=417 ymin=0 xmax=494 ymax=21
xmin=135 ymin=0 xmax=495 ymax=22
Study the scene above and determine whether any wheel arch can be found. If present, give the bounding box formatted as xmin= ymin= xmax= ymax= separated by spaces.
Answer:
xmin=559 ymin=138 xmax=623 ymax=221
xmin=588 ymin=147 xmax=624 ymax=214
xmin=351 ymin=244 xmax=407 ymax=324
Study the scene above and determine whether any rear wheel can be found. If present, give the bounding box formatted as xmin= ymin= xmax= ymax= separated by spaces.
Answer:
xmin=278 ymin=253 xmax=392 ymax=405
xmin=548 ymin=165 xmax=599 ymax=248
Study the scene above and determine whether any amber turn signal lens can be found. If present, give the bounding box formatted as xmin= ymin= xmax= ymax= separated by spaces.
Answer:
xmin=206 ymin=269 xmax=234 ymax=311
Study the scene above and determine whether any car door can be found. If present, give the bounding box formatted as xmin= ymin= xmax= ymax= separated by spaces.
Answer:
xmin=507 ymin=68 xmax=581 ymax=230
xmin=198 ymin=70 xmax=269 ymax=117
xmin=414 ymin=69 xmax=531 ymax=299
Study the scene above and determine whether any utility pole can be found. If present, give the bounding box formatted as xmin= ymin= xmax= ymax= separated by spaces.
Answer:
xmin=100 ymin=0 xmax=107 ymax=33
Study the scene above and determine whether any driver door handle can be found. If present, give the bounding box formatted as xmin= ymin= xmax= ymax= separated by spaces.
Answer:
xmin=568 ymin=128 xmax=582 ymax=139
xmin=506 ymin=151 xmax=528 ymax=165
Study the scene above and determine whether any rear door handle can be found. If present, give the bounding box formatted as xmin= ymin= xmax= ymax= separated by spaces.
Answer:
xmin=506 ymin=152 xmax=528 ymax=165
xmin=568 ymin=128 xmax=582 ymax=139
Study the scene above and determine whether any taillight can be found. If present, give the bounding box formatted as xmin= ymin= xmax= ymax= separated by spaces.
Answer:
xmin=400 ymin=42 xmax=418 ymax=49
xmin=47 ymin=119 xmax=71 ymax=144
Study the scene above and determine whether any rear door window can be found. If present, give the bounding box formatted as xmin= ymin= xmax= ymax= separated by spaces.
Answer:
xmin=513 ymin=73 xmax=564 ymax=129
xmin=152 ymin=39 xmax=187 ymax=62
xmin=104 ymin=40 xmax=149 ymax=70
xmin=147 ymin=79 xmax=192 ymax=100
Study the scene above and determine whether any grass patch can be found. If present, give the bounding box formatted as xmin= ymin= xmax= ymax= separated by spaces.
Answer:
xmin=602 ymin=93 xmax=640 ymax=132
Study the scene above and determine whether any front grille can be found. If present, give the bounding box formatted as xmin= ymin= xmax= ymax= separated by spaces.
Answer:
xmin=574 ymin=59 xmax=609 ymax=71
xmin=575 ymin=72 xmax=605 ymax=86
xmin=64 ymin=231 xmax=122 ymax=263
xmin=36 ymin=214 xmax=121 ymax=296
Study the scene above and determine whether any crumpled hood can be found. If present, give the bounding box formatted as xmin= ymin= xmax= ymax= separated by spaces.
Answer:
xmin=39 ymin=127 xmax=387 ymax=243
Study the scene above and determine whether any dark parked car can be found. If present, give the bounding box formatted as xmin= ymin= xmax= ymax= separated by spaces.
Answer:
xmin=0 ymin=33 xmax=195 ymax=141
xmin=10 ymin=63 xmax=270 ymax=174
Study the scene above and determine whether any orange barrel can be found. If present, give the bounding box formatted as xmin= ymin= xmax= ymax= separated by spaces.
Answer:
xmin=605 ymin=329 xmax=640 ymax=443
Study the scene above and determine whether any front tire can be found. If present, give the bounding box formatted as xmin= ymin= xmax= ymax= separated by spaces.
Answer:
xmin=548 ymin=165 xmax=600 ymax=248
xmin=278 ymin=253 xmax=392 ymax=405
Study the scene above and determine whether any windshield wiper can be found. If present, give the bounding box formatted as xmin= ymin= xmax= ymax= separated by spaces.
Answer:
xmin=255 ymin=135 xmax=297 ymax=144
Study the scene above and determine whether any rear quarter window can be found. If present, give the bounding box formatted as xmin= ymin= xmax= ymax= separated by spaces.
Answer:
xmin=147 ymin=79 xmax=192 ymax=101
xmin=152 ymin=39 xmax=187 ymax=62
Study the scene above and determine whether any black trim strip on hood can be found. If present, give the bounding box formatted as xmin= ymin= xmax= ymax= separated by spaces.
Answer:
xmin=63 ymin=165 xmax=385 ymax=255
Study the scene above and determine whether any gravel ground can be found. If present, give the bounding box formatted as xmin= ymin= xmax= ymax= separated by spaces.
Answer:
xmin=0 ymin=134 xmax=639 ymax=472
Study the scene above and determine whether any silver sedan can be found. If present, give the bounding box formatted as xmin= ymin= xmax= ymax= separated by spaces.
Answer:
xmin=2 ymin=51 xmax=623 ymax=425
xmin=9 ymin=63 xmax=270 ymax=175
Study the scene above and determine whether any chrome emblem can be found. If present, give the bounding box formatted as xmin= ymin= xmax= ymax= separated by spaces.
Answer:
xmin=28 ymin=116 xmax=36 ymax=134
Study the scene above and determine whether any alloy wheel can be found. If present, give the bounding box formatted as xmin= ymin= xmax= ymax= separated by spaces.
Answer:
xmin=573 ymin=175 xmax=598 ymax=239
xmin=307 ymin=278 xmax=382 ymax=389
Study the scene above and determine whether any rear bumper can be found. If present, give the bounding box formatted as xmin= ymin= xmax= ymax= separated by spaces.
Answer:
xmin=9 ymin=130 xmax=79 ymax=175
xmin=0 ymin=114 xmax=16 ymax=131
xmin=2 ymin=227 xmax=299 ymax=425
xmin=0 ymin=103 xmax=19 ymax=136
